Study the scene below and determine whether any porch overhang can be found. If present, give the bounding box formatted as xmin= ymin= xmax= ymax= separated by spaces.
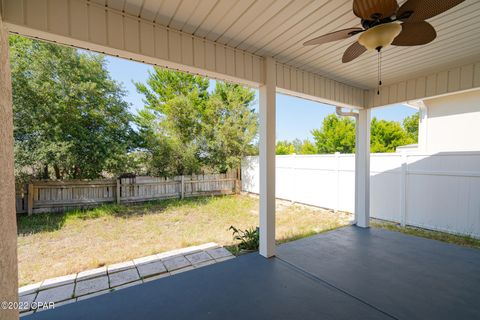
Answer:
xmin=2 ymin=0 xmax=479 ymax=109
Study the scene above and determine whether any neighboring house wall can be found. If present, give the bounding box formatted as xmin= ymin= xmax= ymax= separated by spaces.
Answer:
xmin=421 ymin=90 xmax=480 ymax=153
xmin=242 ymin=154 xmax=480 ymax=238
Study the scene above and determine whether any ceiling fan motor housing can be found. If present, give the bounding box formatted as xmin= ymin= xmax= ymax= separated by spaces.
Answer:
xmin=358 ymin=23 xmax=402 ymax=51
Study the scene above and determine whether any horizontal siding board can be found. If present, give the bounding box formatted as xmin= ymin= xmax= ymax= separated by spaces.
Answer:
xmin=437 ymin=71 xmax=449 ymax=94
xmin=275 ymin=63 xmax=364 ymax=108
xmin=154 ymin=26 xmax=168 ymax=60
xmin=275 ymin=63 xmax=283 ymax=88
xmin=448 ymin=68 xmax=460 ymax=92
xmin=124 ymin=16 xmax=139 ymax=53
xmin=252 ymin=56 xmax=261 ymax=83
xmin=290 ymin=69 xmax=298 ymax=91
xmin=88 ymin=4 xmax=107 ymax=45
xmin=25 ymin=0 xmax=47 ymax=30
xmin=235 ymin=51 xmax=245 ymax=79
xmin=415 ymin=77 xmax=426 ymax=99
xmin=181 ymin=34 xmax=193 ymax=66
xmin=226 ymin=47 xmax=235 ymax=76
xmin=205 ymin=42 xmax=215 ymax=71
xmin=308 ymin=73 xmax=314 ymax=96
xmin=193 ymin=38 xmax=205 ymax=69
xmin=4 ymin=0 xmax=364 ymax=107
xmin=426 ymin=74 xmax=436 ymax=97
xmin=48 ymin=0 xmax=69 ymax=35
xmin=140 ymin=22 xmax=154 ymax=57
xmin=474 ymin=63 xmax=480 ymax=87
xmin=215 ymin=45 xmax=226 ymax=74
xmin=283 ymin=65 xmax=290 ymax=89
xmin=460 ymin=65 xmax=474 ymax=90
xmin=244 ymin=53 xmax=252 ymax=80
xmin=69 ymin=0 xmax=89 ymax=41
xmin=107 ymin=11 xmax=124 ymax=49
xmin=366 ymin=61 xmax=480 ymax=107
xmin=3 ymin=0 xmax=265 ymax=87
xmin=168 ymin=31 xmax=181 ymax=63
xmin=297 ymin=70 xmax=303 ymax=94
xmin=3 ymin=0 xmax=24 ymax=24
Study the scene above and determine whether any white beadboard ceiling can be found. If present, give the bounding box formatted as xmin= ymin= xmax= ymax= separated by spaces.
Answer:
xmin=90 ymin=0 xmax=480 ymax=89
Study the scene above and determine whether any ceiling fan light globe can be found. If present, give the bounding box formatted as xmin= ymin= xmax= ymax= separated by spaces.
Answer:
xmin=358 ymin=23 xmax=402 ymax=51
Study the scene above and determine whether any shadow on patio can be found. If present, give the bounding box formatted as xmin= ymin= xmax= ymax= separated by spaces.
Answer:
xmin=23 ymin=226 xmax=480 ymax=320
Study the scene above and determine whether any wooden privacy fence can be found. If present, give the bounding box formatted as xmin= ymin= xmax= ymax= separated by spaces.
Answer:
xmin=16 ymin=171 xmax=240 ymax=215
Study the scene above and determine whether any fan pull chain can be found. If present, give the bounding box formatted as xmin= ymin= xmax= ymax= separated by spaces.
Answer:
xmin=377 ymin=49 xmax=382 ymax=95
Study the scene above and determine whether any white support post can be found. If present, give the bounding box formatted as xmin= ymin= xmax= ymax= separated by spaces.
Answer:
xmin=259 ymin=57 xmax=276 ymax=258
xmin=355 ymin=109 xmax=371 ymax=228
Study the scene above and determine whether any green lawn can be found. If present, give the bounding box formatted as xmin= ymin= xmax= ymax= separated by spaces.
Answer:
xmin=372 ymin=220 xmax=480 ymax=249
xmin=17 ymin=195 xmax=351 ymax=286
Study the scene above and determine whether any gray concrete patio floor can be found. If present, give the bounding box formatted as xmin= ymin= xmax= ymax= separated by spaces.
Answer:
xmin=22 ymin=226 xmax=480 ymax=320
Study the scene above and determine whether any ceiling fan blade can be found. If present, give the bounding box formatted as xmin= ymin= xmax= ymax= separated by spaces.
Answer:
xmin=353 ymin=0 xmax=398 ymax=20
xmin=397 ymin=0 xmax=465 ymax=22
xmin=392 ymin=21 xmax=436 ymax=46
xmin=303 ymin=28 xmax=363 ymax=46
xmin=342 ymin=41 xmax=367 ymax=63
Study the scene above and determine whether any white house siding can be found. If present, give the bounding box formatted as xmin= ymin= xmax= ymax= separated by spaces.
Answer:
xmin=422 ymin=90 xmax=480 ymax=153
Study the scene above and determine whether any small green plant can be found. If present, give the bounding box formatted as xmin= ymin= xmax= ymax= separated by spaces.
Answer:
xmin=229 ymin=225 xmax=259 ymax=253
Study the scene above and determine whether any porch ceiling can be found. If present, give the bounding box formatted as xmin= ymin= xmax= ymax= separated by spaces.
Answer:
xmin=97 ymin=0 xmax=480 ymax=89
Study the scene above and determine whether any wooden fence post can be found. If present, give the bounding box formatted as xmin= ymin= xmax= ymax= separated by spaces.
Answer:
xmin=180 ymin=176 xmax=185 ymax=199
xmin=235 ymin=168 xmax=241 ymax=194
xmin=116 ymin=178 xmax=121 ymax=204
xmin=27 ymin=183 xmax=33 ymax=215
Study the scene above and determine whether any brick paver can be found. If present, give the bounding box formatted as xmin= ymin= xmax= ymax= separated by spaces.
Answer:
xmin=137 ymin=261 xmax=168 ymax=278
xmin=75 ymin=276 xmax=109 ymax=297
xmin=35 ymin=283 xmax=74 ymax=303
xmin=19 ymin=243 xmax=234 ymax=316
xmin=109 ymin=268 xmax=140 ymax=287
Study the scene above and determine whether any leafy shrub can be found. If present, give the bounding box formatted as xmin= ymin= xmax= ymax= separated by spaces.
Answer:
xmin=229 ymin=225 xmax=259 ymax=252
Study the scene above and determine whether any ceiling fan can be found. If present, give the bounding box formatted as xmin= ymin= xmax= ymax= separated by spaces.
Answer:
xmin=303 ymin=0 xmax=465 ymax=93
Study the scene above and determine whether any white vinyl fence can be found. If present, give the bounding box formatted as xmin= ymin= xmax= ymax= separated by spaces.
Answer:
xmin=242 ymin=152 xmax=480 ymax=238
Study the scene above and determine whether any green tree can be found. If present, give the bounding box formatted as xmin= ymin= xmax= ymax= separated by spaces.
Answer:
xmin=10 ymin=35 xmax=136 ymax=180
xmin=299 ymin=140 xmax=318 ymax=154
xmin=311 ymin=114 xmax=356 ymax=153
xmin=370 ymin=118 xmax=415 ymax=153
xmin=203 ymin=82 xmax=257 ymax=171
xmin=311 ymin=113 xmax=416 ymax=154
xmin=135 ymin=68 xmax=257 ymax=175
xmin=276 ymin=141 xmax=296 ymax=155
xmin=283 ymin=139 xmax=317 ymax=155
xmin=403 ymin=112 xmax=419 ymax=142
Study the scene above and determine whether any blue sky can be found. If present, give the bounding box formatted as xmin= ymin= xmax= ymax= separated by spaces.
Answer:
xmin=105 ymin=55 xmax=417 ymax=141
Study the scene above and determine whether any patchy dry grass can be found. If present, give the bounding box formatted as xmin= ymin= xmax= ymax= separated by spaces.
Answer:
xmin=17 ymin=195 xmax=351 ymax=286
xmin=372 ymin=220 xmax=480 ymax=249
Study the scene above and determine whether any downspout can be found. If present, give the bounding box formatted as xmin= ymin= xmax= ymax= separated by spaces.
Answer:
xmin=405 ymin=100 xmax=427 ymax=153
xmin=335 ymin=107 xmax=359 ymax=224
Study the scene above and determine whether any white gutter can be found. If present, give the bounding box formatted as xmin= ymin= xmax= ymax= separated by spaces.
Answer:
xmin=335 ymin=106 xmax=359 ymax=120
